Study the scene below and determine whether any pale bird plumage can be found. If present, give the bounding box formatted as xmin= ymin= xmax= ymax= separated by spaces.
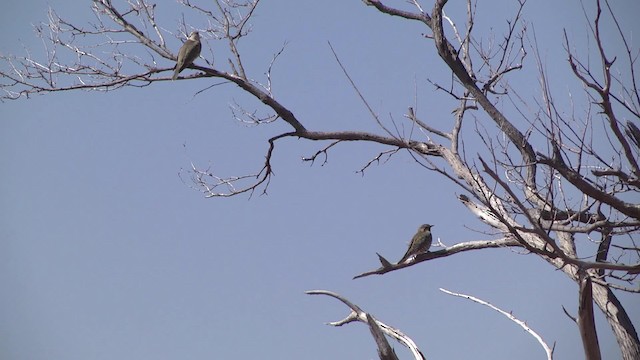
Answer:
xmin=172 ymin=31 xmax=202 ymax=80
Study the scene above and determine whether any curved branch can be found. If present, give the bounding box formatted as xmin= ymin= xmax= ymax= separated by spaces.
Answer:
xmin=306 ymin=290 xmax=425 ymax=360
xmin=430 ymin=0 xmax=542 ymax=207
xmin=362 ymin=0 xmax=431 ymax=24
xmin=440 ymin=287 xmax=554 ymax=360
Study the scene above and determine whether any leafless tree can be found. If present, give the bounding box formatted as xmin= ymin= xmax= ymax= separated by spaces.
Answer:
xmin=2 ymin=0 xmax=638 ymax=359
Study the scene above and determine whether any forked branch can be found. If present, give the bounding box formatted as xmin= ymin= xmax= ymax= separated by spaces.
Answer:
xmin=306 ymin=290 xmax=425 ymax=360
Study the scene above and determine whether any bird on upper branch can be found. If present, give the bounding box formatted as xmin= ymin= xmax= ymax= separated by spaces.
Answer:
xmin=397 ymin=224 xmax=433 ymax=264
xmin=173 ymin=31 xmax=201 ymax=80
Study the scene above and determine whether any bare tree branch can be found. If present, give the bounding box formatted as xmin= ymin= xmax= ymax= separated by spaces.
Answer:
xmin=440 ymin=287 xmax=554 ymax=360
xmin=306 ymin=290 xmax=425 ymax=360
xmin=577 ymin=272 xmax=602 ymax=360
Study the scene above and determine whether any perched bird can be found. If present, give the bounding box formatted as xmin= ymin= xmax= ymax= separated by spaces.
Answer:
xmin=398 ymin=224 xmax=433 ymax=264
xmin=626 ymin=120 xmax=640 ymax=149
xmin=172 ymin=31 xmax=202 ymax=80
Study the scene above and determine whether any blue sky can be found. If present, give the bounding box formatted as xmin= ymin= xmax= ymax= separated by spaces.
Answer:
xmin=1 ymin=1 xmax=639 ymax=359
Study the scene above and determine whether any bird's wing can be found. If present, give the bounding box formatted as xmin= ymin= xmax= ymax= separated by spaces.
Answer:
xmin=184 ymin=40 xmax=202 ymax=66
xmin=397 ymin=244 xmax=415 ymax=264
